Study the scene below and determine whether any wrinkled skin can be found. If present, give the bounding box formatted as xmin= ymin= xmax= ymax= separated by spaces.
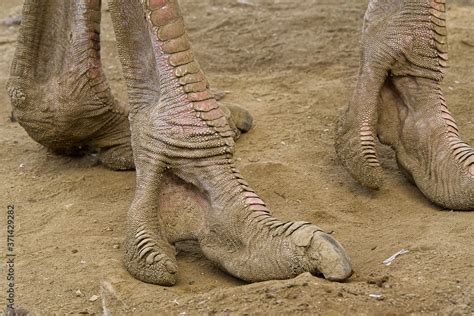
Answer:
xmin=335 ymin=0 xmax=474 ymax=210
xmin=7 ymin=0 xmax=352 ymax=285
xmin=7 ymin=0 xmax=133 ymax=170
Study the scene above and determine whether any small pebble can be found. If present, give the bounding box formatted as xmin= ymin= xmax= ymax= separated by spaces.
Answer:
xmin=1 ymin=15 xmax=21 ymax=26
xmin=213 ymin=91 xmax=227 ymax=101
xmin=369 ymin=293 xmax=384 ymax=300
xmin=237 ymin=0 xmax=255 ymax=6
xmin=75 ymin=289 xmax=84 ymax=297
xmin=89 ymin=295 xmax=99 ymax=302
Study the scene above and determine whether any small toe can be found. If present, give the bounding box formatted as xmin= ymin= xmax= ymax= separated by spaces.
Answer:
xmin=123 ymin=230 xmax=177 ymax=286
xmin=221 ymin=103 xmax=253 ymax=133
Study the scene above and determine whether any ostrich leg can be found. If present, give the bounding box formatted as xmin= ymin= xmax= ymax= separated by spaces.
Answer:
xmin=7 ymin=0 xmax=133 ymax=170
xmin=336 ymin=0 xmax=473 ymax=210
xmin=110 ymin=0 xmax=352 ymax=285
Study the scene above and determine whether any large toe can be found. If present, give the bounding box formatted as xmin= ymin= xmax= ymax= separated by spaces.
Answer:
xmin=203 ymin=221 xmax=352 ymax=283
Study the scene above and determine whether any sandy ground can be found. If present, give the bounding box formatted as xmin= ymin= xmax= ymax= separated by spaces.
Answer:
xmin=0 ymin=0 xmax=473 ymax=314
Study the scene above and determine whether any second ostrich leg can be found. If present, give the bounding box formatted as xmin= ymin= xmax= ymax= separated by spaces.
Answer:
xmin=110 ymin=0 xmax=352 ymax=285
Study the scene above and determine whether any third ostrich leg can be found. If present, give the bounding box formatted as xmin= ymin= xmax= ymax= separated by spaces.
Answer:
xmin=336 ymin=0 xmax=473 ymax=210
xmin=110 ymin=0 xmax=352 ymax=285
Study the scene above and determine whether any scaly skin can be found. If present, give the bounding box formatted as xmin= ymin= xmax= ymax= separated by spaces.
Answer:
xmin=7 ymin=0 xmax=133 ymax=170
xmin=110 ymin=0 xmax=352 ymax=285
xmin=336 ymin=0 xmax=473 ymax=210
xmin=7 ymin=0 xmax=250 ymax=170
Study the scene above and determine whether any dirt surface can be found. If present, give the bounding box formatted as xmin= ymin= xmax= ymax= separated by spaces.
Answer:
xmin=0 ymin=0 xmax=473 ymax=314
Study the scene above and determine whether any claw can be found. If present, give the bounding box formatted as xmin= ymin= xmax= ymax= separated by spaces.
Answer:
xmin=164 ymin=260 xmax=178 ymax=274
xmin=308 ymin=231 xmax=353 ymax=281
xmin=138 ymin=246 xmax=154 ymax=259
xmin=137 ymin=238 xmax=154 ymax=249
xmin=146 ymin=252 xmax=159 ymax=265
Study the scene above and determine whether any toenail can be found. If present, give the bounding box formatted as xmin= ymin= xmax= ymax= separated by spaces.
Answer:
xmin=165 ymin=260 xmax=177 ymax=274
xmin=146 ymin=252 xmax=158 ymax=265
